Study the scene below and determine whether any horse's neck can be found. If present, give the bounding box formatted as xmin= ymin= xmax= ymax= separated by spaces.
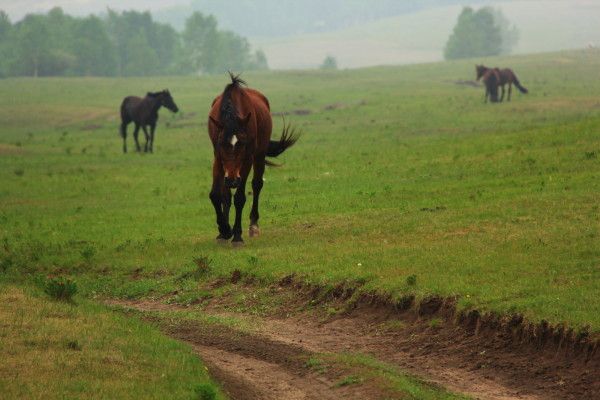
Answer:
xmin=143 ymin=97 xmax=162 ymax=114
xmin=150 ymin=98 xmax=162 ymax=113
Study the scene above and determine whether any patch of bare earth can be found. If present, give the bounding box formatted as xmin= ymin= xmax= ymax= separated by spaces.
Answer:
xmin=109 ymin=288 xmax=599 ymax=400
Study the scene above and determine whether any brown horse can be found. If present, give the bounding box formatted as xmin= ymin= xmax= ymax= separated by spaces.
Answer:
xmin=476 ymin=65 xmax=528 ymax=102
xmin=208 ymin=73 xmax=299 ymax=245
xmin=476 ymin=66 xmax=501 ymax=103
xmin=120 ymin=90 xmax=179 ymax=153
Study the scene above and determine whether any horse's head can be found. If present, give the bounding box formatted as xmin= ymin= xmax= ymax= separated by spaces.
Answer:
xmin=475 ymin=65 xmax=486 ymax=81
xmin=210 ymin=111 xmax=252 ymax=189
xmin=149 ymin=90 xmax=179 ymax=113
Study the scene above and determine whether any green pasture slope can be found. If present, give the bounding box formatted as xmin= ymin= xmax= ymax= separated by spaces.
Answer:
xmin=1 ymin=48 xmax=599 ymax=342
xmin=0 ymin=283 xmax=224 ymax=400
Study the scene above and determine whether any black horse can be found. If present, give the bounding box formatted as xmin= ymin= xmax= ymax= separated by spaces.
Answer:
xmin=119 ymin=90 xmax=179 ymax=153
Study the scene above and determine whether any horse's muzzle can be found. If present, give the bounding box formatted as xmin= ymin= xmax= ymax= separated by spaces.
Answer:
xmin=224 ymin=177 xmax=240 ymax=189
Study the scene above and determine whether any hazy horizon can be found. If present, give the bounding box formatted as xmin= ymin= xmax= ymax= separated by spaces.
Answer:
xmin=1 ymin=0 xmax=599 ymax=70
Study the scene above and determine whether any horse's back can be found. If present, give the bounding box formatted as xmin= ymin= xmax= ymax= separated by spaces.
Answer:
xmin=121 ymin=96 xmax=142 ymax=113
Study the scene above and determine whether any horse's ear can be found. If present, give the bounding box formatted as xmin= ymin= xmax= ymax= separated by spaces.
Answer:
xmin=209 ymin=115 xmax=223 ymax=129
xmin=238 ymin=112 xmax=251 ymax=126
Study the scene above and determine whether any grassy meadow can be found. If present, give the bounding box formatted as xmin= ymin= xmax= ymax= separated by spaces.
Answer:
xmin=0 ymin=283 xmax=224 ymax=399
xmin=0 ymin=47 xmax=599 ymax=343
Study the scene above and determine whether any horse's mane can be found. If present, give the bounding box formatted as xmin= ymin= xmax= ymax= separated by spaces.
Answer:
xmin=219 ymin=72 xmax=247 ymax=143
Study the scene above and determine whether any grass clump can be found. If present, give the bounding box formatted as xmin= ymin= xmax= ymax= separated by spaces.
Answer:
xmin=336 ymin=375 xmax=362 ymax=387
xmin=305 ymin=357 xmax=328 ymax=374
xmin=44 ymin=277 xmax=78 ymax=302
xmin=194 ymin=383 xmax=217 ymax=400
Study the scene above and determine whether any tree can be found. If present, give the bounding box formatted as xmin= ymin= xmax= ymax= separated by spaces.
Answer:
xmin=0 ymin=8 xmax=265 ymax=78
xmin=492 ymin=8 xmax=519 ymax=55
xmin=251 ymin=50 xmax=269 ymax=71
xmin=444 ymin=7 xmax=507 ymax=60
xmin=13 ymin=14 xmax=51 ymax=77
xmin=320 ymin=55 xmax=338 ymax=70
xmin=182 ymin=12 xmax=220 ymax=74
xmin=0 ymin=11 xmax=12 ymax=77
xmin=73 ymin=16 xmax=117 ymax=76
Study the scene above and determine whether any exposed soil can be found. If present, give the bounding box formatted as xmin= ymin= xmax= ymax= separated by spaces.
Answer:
xmin=272 ymin=109 xmax=312 ymax=117
xmin=110 ymin=289 xmax=600 ymax=400
xmin=454 ymin=80 xmax=481 ymax=87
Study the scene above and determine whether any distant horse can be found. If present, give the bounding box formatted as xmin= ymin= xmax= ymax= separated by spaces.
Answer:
xmin=476 ymin=65 xmax=528 ymax=102
xmin=120 ymin=90 xmax=179 ymax=153
xmin=208 ymin=73 xmax=299 ymax=245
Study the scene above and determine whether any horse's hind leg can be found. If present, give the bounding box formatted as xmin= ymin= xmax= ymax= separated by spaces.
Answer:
xmin=133 ymin=124 xmax=141 ymax=152
xmin=500 ymin=85 xmax=506 ymax=102
xmin=120 ymin=122 xmax=128 ymax=153
xmin=249 ymin=155 xmax=266 ymax=237
xmin=508 ymin=83 xmax=512 ymax=101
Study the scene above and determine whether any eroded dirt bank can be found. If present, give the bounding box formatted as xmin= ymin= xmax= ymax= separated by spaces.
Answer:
xmin=109 ymin=283 xmax=599 ymax=400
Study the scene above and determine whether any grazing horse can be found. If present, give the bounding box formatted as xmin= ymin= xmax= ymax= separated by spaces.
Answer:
xmin=476 ymin=65 xmax=528 ymax=102
xmin=120 ymin=90 xmax=179 ymax=153
xmin=208 ymin=73 xmax=299 ymax=246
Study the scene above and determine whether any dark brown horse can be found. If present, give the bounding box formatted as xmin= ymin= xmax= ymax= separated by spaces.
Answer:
xmin=476 ymin=65 xmax=528 ymax=102
xmin=120 ymin=90 xmax=179 ymax=153
xmin=208 ymin=73 xmax=299 ymax=245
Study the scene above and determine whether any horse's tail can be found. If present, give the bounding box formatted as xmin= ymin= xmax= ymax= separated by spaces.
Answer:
xmin=513 ymin=75 xmax=528 ymax=94
xmin=265 ymin=120 xmax=300 ymax=167
xmin=119 ymin=98 xmax=128 ymax=138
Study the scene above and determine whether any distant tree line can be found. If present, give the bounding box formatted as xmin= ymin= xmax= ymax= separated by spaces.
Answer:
xmin=160 ymin=0 xmax=490 ymax=36
xmin=444 ymin=7 xmax=519 ymax=60
xmin=0 ymin=8 xmax=268 ymax=78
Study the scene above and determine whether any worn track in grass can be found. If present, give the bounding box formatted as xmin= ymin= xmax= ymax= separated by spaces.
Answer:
xmin=110 ymin=294 xmax=599 ymax=400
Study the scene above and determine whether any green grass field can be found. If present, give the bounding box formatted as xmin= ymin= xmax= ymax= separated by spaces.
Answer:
xmin=1 ymin=46 xmax=599 ymax=348
xmin=0 ymin=283 xmax=224 ymax=399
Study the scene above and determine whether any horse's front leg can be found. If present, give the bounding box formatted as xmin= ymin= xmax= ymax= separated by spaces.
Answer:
xmin=142 ymin=126 xmax=150 ymax=153
xmin=508 ymin=83 xmax=512 ymax=101
xmin=484 ymin=87 xmax=489 ymax=103
xmin=249 ymin=155 xmax=265 ymax=237
xmin=500 ymin=85 xmax=506 ymax=102
xmin=231 ymin=162 xmax=252 ymax=246
xmin=149 ymin=124 xmax=156 ymax=153
xmin=209 ymin=159 xmax=232 ymax=241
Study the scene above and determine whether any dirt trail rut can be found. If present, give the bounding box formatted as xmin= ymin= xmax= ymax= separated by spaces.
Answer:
xmin=112 ymin=300 xmax=599 ymax=400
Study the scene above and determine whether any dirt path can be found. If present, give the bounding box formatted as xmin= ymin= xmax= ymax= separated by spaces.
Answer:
xmin=111 ymin=299 xmax=599 ymax=400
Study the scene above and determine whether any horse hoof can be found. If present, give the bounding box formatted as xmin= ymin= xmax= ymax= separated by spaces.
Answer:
xmin=249 ymin=225 xmax=260 ymax=237
xmin=231 ymin=240 xmax=244 ymax=248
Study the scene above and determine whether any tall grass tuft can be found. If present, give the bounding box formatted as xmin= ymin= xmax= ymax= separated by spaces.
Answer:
xmin=45 ymin=277 xmax=78 ymax=302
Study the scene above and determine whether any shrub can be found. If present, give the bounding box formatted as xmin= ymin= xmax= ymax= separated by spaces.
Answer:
xmin=194 ymin=383 xmax=216 ymax=400
xmin=45 ymin=277 xmax=78 ymax=302
xmin=81 ymin=245 xmax=96 ymax=262
xmin=320 ymin=55 xmax=338 ymax=70
xmin=0 ymin=255 xmax=13 ymax=273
